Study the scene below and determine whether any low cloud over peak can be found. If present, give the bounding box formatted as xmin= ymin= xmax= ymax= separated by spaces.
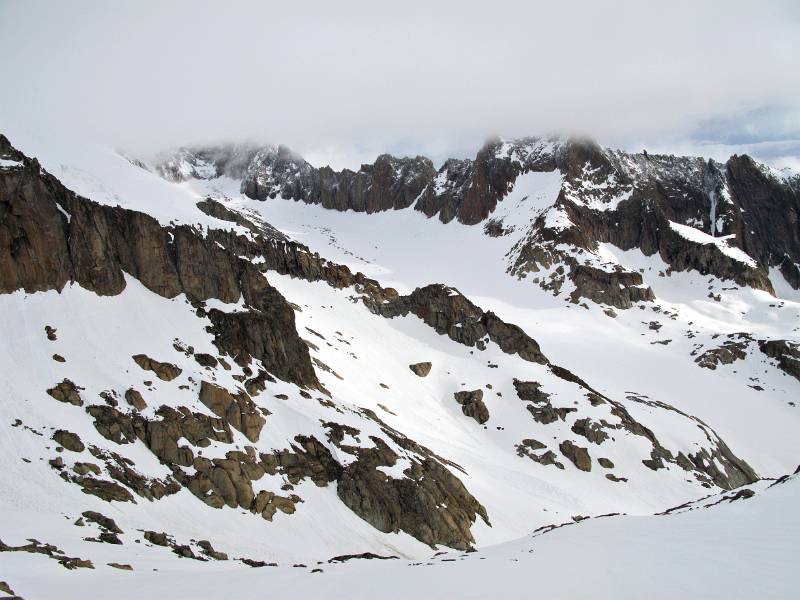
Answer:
xmin=1 ymin=0 xmax=798 ymax=164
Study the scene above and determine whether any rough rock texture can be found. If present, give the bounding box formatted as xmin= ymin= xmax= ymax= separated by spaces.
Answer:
xmin=0 ymin=135 xmax=318 ymax=388
xmin=409 ymin=362 xmax=432 ymax=377
xmin=198 ymin=381 xmax=266 ymax=443
xmin=453 ymin=389 xmax=490 ymax=424
xmin=559 ymin=440 xmax=592 ymax=472
xmin=571 ymin=418 xmax=610 ymax=445
xmin=46 ymin=379 xmax=83 ymax=406
xmin=163 ymin=136 xmax=799 ymax=300
xmin=514 ymin=368 xmax=758 ymax=489
xmin=52 ymin=430 xmax=85 ymax=453
xmin=335 ymin=431 xmax=489 ymax=550
xmin=509 ymin=139 xmax=796 ymax=301
xmin=124 ymin=388 xmax=147 ymax=411
xmin=415 ymin=137 xmax=557 ymax=225
xmin=512 ymin=379 xmax=551 ymax=403
xmin=132 ymin=355 xmax=182 ymax=382
xmin=693 ymin=335 xmax=800 ymax=383
xmin=515 ymin=439 xmax=565 ymax=470
xmin=240 ymin=146 xmax=436 ymax=214
xmin=368 ymin=284 xmax=547 ymax=364
xmin=758 ymin=339 xmax=800 ymax=382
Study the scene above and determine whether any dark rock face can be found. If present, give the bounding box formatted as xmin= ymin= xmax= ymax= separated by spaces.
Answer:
xmin=46 ymin=379 xmax=83 ymax=406
xmin=726 ymin=155 xmax=800 ymax=288
xmin=52 ymin=430 xmax=85 ymax=452
xmin=695 ymin=338 xmax=749 ymax=370
xmin=368 ymin=284 xmax=547 ymax=364
xmin=513 ymin=380 xmax=575 ymax=425
xmin=241 ymin=146 xmax=436 ymax=214
xmin=515 ymin=439 xmax=565 ymax=470
xmin=124 ymin=388 xmax=147 ymax=411
xmin=512 ymin=369 xmax=755 ymax=489
xmin=693 ymin=334 xmax=800 ymax=383
xmin=510 ymin=140 xmax=796 ymax=301
xmin=159 ymin=135 xmax=799 ymax=299
xmin=559 ymin=440 xmax=592 ymax=472
xmin=568 ymin=265 xmax=655 ymax=308
xmin=758 ymin=339 xmax=800 ymax=382
xmin=415 ymin=137 xmax=558 ymax=225
xmin=132 ymin=355 xmax=182 ymax=382
xmin=335 ymin=427 xmax=489 ymax=550
xmin=0 ymin=135 xmax=318 ymax=388
xmin=512 ymin=379 xmax=550 ymax=403
xmin=198 ymin=381 xmax=265 ymax=443
xmin=571 ymin=418 xmax=609 ymax=445
xmin=453 ymin=389 xmax=490 ymax=424
xmin=82 ymin=398 xmax=488 ymax=549
xmin=206 ymin=302 xmax=318 ymax=387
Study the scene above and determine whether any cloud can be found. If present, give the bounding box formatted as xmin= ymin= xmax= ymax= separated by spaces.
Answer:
xmin=1 ymin=0 xmax=799 ymax=166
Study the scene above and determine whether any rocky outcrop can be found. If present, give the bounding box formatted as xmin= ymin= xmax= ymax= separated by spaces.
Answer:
xmin=694 ymin=338 xmax=749 ymax=370
xmin=758 ymin=339 xmax=800 ymax=382
xmin=198 ymin=381 xmax=266 ymax=443
xmin=241 ymin=146 xmax=436 ymax=214
xmin=509 ymin=140 xmax=792 ymax=300
xmin=453 ymin=389 xmax=490 ymax=424
xmin=321 ymin=416 xmax=489 ymax=549
xmin=46 ymin=379 xmax=83 ymax=406
xmin=512 ymin=379 xmax=550 ymax=403
xmin=513 ymin=380 xmax=576 ymax=425
xmin=132 ymin=355 xmax=182 ymax=382
xmin=693 ymin=335 xmax=800 ymax=383
xmin=0 ymin=135 xmax=318 ymax=389
xmin=571 ymin=418 xmax=609 ymax=445
xmin=0 ymin=538 xmax=94 ymax=570
xmin=515 ymin=439 xmax=565 ymax=470
xmin=368 ymin=284 xmax=548 ymax=364
xmin=124 ymin=388 xmax=147 ymax=411
xmin=158 ymin=135 xmax=799 ymax=297
xmin=559 ymin=440 xmax=592 ymax=472
xmin=52 ymin=430 xmax=85 ymax=452
xmin=568 ymin=265 xmax=655 ymax=308
xmin=415 ymin=137 xmax=557 ymax=225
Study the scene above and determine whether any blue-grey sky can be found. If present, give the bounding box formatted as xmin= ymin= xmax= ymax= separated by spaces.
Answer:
xmin=1 ymin=1 xmax=798 ymax=169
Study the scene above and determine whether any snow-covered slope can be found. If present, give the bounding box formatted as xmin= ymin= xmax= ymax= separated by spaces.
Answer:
xmin=1 ymin=131 xmax=798 ymax=598
xmin=5 ymin=463 xmax=798 ymax=600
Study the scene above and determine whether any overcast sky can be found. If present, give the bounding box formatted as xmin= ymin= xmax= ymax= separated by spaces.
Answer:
xmin=1 ymin=1 xmax=799 ymax=169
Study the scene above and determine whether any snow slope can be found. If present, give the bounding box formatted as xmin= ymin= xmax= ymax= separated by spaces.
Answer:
xmin=1 ymin=132 xmax=798 ymax=598
xmin=5 ymin=469 xmax=798 ymax=600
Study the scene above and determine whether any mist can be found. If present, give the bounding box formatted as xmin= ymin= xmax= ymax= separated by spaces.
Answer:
xmin=1 ymin=0 xmax=799 ymax=167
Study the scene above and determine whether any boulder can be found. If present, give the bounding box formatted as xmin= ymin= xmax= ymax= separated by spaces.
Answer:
xmin=46 ymin=379 xmax=83 ymax=406
xmin=132 ymin=354 xmax=182 ymax=382
xmin=52 ymin=430 xmax=85 ymax=453
xmin=124 ymin=388 xmax=147 ymax=411
xmin=559 ymin=440 xmax=592 ymax=472
xmin=453 ymin=389 xmax=490 ymax=424
xmin=408 ymin=362 xmax=432 ymax=377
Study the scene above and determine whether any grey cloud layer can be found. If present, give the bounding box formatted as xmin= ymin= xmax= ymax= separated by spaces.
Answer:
xmin=1 ymin=0 xmax=798 ymax=160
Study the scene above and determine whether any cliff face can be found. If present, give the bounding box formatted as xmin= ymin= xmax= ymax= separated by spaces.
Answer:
xmin=154 ymin=136 xmax=800 ymax=306
xmin=241 ymin=146 xmax=437 ymax=213
xmin=0 ymin=134 xmax=493 ymax=551
xmin=0 ymin=134 xmax=317 ymax=388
